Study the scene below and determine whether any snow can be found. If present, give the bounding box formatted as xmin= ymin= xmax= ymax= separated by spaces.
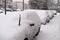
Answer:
xmin=0 ymin=11 xmax=41 ymax=40
xmin=21 ymin=10 xmax=41 ymax=24
xmin=35 ymin=10 xmax=49 ymax=24
xmin=24 ymin=9 xmax=50 ymax=24
xmin=0 ymin=12 xmax=26 ymax=40
xmin=20 ymin=10 xmax=41 ymax=40
xmin=0 ymin=10 xmax=60 ymax=40
xmin=47 ymin=10 xmax=55 ymax=18
xmin=34 ymin=13 xmax=60 ymax=40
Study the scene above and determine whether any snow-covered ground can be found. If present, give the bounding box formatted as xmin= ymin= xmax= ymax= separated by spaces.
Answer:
xmin=34 ymin=13 xmax=60 ymax=40
xmin=0 ymin=11 xmax=41 ymax=40
xmin=0 ymin=11 xmax=60 ymax=40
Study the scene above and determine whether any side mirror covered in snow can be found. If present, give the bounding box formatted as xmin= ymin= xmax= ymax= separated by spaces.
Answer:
xmin=30 ymin=23 xmax=34 ymax=26
xmin=0 ymin=10 xmax=41 ymax=40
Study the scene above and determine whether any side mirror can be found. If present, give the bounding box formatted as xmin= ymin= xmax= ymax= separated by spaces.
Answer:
xmin=30 ymin=23 xmax=34 ymax=26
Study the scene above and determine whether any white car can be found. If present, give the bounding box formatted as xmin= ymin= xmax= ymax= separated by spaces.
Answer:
xmin=47 ymin=10 xmax=57 ymax=19
xmin=6 ymin=8 xmax=13 ymax=11
xmin=21 ymin=10 xmax=41 ymax=40
xmin=0 ymin=9 xmax=3 ymax=13
xmin=16 ymin=9 xmax=21 ymax=11
xmin=47 ymin=10 xmax=54 ymax=19
xmin=52 ymin=10 xmax=57 ymax=15
xmin=24 ymin=9 xmax=50 ymax=25
xmin=36 ymin=10 xmax=50 ymax=24
xmin=0 ymin=11 xmax=41 ymax=40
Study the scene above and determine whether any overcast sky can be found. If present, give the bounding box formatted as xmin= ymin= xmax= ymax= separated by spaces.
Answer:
xmin=13 ymin=0 xmax=29 ymax=4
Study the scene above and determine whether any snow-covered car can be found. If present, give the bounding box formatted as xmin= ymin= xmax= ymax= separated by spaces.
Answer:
xmin=52 ymin=10 xmax=57 ymax=15
xmin=36 ymin=10 xmax=50 ymax=24
xmin=0 ymin=9 xmax=3 ymax=13
xmin=47 ymin=10 xmax=55 ymax=19
xmin=21 ymin=10 xmax=41 ymax=40
xmin=24 ymin=9 xmax=50 ymax=25
xmin=16 ymin=9 xmax=21 ymax=11
xmin=0 ymin=11 xmax=41 ymax=40
xmin=12 ymin=9 xmax=21 ymax=11
xmin=6 ymin=8 xmax=13 ymax=11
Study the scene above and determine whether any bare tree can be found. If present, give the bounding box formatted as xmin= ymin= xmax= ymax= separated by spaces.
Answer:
xmin=22 ymin=0 xmax=24 ymax=11
xmin=29 ymin=0 xmax=48 ymax=9
xmin=29 ymin=0 xmax=38 ymax=9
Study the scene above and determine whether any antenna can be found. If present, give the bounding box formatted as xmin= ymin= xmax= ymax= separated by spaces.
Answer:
xmin=18 ymin=14 xmax=21 ymax=26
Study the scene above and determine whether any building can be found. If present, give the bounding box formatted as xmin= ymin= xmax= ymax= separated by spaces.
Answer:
xmin=0 ymin=0 xmax=3 ymax=8
xmin=13 ymin=1 xmax=29 ymax=10
xmin=0 ymin=0 xmax=12 ymax=8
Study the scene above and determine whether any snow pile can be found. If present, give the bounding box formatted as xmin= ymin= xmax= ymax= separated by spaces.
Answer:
xmin=0 ymin=13 xmax=26 ymax=40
